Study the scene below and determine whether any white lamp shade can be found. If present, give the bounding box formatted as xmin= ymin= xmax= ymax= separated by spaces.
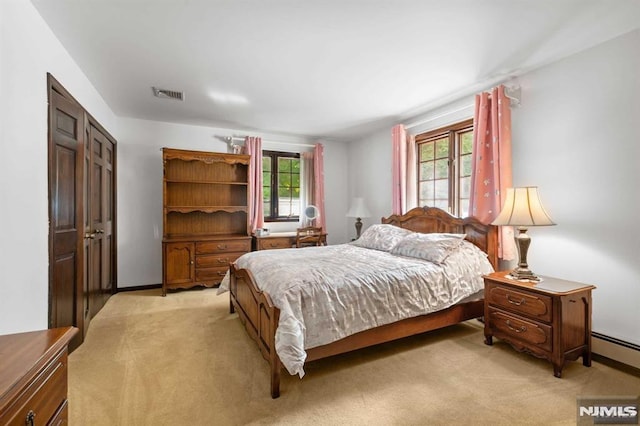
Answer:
xmin=492 ymin=187 xmax=555 ymax=226
xmin=346 ymin=197 xmax=371 ymax=218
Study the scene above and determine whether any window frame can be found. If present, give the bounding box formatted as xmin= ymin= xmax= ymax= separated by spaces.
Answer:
xmin=262 ymin=150 xmax=301 ymax=223
xmin=415 ymin=118 xmax=474 ymax=217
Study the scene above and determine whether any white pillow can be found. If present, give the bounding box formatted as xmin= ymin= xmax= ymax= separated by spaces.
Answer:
xmin=390 ymin=233 xmax=466 ymax=264
xmin=350 ymin=224 xmax=414 ymax=252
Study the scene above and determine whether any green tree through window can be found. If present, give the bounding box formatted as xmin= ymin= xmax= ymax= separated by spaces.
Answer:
xmin=416 ymin=119 xmax=473 ymax=217
xmin=263 ymin=151 xmax=300 ymax=221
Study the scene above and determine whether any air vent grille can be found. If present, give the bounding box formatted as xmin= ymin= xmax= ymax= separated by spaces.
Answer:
xmin=152 ymin=87 xmax=184 ymax=101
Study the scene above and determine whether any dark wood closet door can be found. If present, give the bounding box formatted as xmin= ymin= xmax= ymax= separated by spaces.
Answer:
xmin=48 ymin=74 xmax=117 ymax=351
xmin=48 ymin=89 xmax=84 ymax=350
xmin=86 ymin=125 xmax=115 ymax=317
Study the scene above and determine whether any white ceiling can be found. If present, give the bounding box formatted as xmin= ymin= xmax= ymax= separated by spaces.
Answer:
xmin=32 ymin=0 xmax=640 ymax=141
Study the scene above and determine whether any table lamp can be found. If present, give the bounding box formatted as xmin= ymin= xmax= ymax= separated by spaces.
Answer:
xmin=346 ymin=197 xmax=371 ymax=239
xmin=491 ymin=187 xmax=555 ymax=281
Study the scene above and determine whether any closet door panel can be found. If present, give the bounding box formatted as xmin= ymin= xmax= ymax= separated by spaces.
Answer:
xmin=49 ymin=89 xmax=84 ymax=351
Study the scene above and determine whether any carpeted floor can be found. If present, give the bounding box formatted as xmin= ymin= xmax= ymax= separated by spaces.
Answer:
xmin=68 ymin=288 xmax=640 ymax=425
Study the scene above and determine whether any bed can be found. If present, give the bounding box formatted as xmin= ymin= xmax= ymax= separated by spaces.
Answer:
xmin=224 ymin=206 xmax=498 ymax=398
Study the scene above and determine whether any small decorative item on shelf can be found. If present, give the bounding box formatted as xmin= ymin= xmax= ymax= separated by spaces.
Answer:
xmin=255 ymin=228 xmax=270 ymax=237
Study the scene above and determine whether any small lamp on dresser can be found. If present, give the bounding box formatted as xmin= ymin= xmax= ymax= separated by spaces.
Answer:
xmin=346 ymin=197 xmax=371 ymax=239
xmin=491 ymin=186 xmax=555 ymax=281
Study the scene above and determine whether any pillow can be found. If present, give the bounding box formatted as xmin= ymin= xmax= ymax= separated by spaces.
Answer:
xmin=389 ymin=232 xmax=466 ymax=264
xmin=350 ymin=224 xmax=414 ymax=252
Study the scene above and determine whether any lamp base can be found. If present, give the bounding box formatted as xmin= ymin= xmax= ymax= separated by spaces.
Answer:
xmin=511 ymin=226 xmax=540 ymax=282
xmin=355 ymin=218 xmax=363 ymax=239
xmin=508 ymin=267 xmax=540 ymax=282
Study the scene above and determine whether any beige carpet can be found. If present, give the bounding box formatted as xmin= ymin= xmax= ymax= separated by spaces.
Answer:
xmin=68 ymin=288 xmax=640 ymax=425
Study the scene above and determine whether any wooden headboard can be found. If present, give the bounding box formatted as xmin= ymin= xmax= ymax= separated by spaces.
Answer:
xmin=382 ymin=206 xmax=498 ymax=270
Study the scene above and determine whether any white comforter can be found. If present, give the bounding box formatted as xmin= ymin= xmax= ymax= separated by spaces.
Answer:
xmin=219 ymin=241 xmax=493 ymax=377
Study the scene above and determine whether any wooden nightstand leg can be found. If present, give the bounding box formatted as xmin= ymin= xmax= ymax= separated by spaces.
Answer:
xmin=583 ymin=352 xmax=592 ymax=367
xmin=553 ymin=364 xmax=562 ymax=378
xmin=484 ymin=335 xmax=493 ymax=346
xmin=230 ymin=299 xmax=235 ymax=314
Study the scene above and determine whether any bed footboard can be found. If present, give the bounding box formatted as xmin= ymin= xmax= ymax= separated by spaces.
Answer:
xmin=229 ymin=263 xmax=282 ymax=398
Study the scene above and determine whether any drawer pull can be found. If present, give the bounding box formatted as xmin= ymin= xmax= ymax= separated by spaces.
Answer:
xmin=217 ymin=258 xmax=228 ymax=264
xmin=217 ymin=244 xmax=227 ymax=250
xmin=269 ymin=243 xmax=278 ymax=247
xmin=505 ymin=320 xmax=527 ymax=333
xmin=25 ymin=410 xmax=36 ymax=426
xmin=217 ymin=272 xmax=226 ymax=276
xmin=506 ymin=295 xmax=526 ymax=306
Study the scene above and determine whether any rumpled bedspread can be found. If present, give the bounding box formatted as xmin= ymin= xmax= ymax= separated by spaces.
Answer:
xmin=219 ymin=242 xmax=493 ymax=377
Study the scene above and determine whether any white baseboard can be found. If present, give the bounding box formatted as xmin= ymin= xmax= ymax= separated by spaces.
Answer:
xmin=592 ymin=333 xmax=640 ymax=370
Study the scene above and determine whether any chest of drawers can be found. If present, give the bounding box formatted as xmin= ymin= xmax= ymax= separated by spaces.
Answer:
xmin=0 ymin=327 xmax=78 ymax=425
xmin=483 ymin=271 xmax=595 ymax=377
xmin=163 ymin=237 xmax=251 ymax=295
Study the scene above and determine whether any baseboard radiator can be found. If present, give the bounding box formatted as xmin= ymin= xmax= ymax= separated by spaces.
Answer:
xmin=592 ymin=332 xmax=640 ymax=370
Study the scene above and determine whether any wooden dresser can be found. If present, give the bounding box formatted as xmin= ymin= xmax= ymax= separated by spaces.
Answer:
xmin=483 ymin=271 xmax=595 ymax=377
xmin=0 ymin=327 xmax=78 ymax=425
xmin=162 ymin=148 xmax=251 ymax=295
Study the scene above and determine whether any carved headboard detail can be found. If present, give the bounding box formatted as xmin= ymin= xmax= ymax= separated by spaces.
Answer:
xmin=381 ymin=206 xmax=498 ymax=270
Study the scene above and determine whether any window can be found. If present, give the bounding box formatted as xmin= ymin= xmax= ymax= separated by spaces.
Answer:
xmin=262 ymin=151 xmax=301 ymax=222
xmin=416 ymin=119 xmax=473 ymax=217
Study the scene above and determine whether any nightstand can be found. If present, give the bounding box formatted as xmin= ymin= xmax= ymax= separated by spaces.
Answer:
xmin=483 ymin=271 xmax=595 ymax=378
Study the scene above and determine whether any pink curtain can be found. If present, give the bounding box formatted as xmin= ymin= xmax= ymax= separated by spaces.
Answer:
xmin=243 ymin=136 xmax=264 ymax=233
xmin=405 ymin=133 xmax=417 ymax=212
xmin=469 ymin=85 xmax=515 ymax=260
xmin=392 ymin=124 xmax=416 ymax=214
xmin=391 ymin=125 xmax=407 ymax=215
xmin=313 ymin=143 xmax=327 ymax=232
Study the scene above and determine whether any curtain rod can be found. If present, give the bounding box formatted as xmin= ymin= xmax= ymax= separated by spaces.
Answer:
xmin=406 ymin=85 xmax=521 ymax=129
xmin=223 ymin=135 xmax=316 ymax=148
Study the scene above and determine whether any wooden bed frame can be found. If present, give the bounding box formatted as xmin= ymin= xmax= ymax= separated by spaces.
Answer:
xmin=228 ymin=206 xmax=498 ymax=398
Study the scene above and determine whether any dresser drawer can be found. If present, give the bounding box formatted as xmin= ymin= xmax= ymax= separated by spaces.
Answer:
xmin=257 ymin=237 xmax=294 ymax=250
xmin=196 ymin=239 xmax=251 ymax=254
xmin=1 ymin=349 xmax=68 ymax=426
xmin=488 ymin=308 xmax=552 ymax=352
xmin=196 ymin=266 xmax=229 ymax=282
xmin=486 ymin=282 xmax=552 ymax=322
xmin=196 ymin=252 xmax=244 ymax=268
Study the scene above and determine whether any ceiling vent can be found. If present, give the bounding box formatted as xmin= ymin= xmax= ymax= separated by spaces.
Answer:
xmin=152 ymin=87 xmax=184 ymax=101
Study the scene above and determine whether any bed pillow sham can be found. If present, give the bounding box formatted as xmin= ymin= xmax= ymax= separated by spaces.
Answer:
xmin=389 ymin=232 xmax=466 ymax=264
xmin=350 ymin=224 xmax=414 ymax=252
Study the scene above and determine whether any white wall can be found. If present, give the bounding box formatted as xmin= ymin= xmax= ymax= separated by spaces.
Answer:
xmin=348 ymin=29 xmax=640 ymax=346
xmin=0 ymin=0 xmax=118 ymax=334
xmin=117 ymin=118 xmax=349 ymax=287
xmin=0 ymin=0 xmax=349 ymax=326
xmin=511 ymin=29 xmax=639 ymax=345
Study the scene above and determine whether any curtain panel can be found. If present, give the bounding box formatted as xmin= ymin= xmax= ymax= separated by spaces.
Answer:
xmin=313 ymin=143 xmax=327 ymax=232
xmin=243 ymin=136 xmax=264 ymax=233
xmin=469 ymin=85 xmax=515 ymax=260
xmin=392 ymin=125 xmax=407 ymax=215
xmin=392 ymin=124 xmax=417 ymax=215
xmin=299 ymin=152 xmax=314 ymax=227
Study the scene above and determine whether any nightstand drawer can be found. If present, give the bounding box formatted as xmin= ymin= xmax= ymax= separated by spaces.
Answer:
xmin=486 ymin=282 xmax=552 ymax=322
xmin=257 ymin=237 xmax=294 ymax=250
xmin=488 ymin=308 xmax=552 ymax=352
xmin=196 ymin=240 xmax=251 ymax=254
